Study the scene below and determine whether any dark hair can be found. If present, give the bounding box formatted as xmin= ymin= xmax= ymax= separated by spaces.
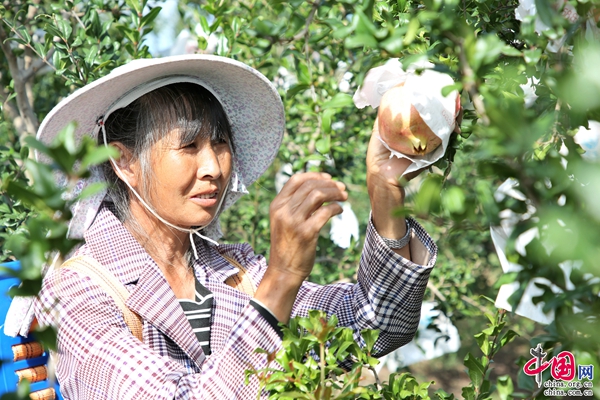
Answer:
xmin=99 ymin=82 xmax=233 ymax=222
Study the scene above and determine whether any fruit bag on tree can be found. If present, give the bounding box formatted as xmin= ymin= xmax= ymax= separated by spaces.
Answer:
xmin=353 ymin=59 xmax=460 ymax=176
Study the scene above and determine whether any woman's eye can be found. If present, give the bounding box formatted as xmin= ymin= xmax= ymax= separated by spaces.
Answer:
xmin=182 ymin=142 xmax=196 ymax=149
xmin=212 ymin=136 xmax=228 ymax=145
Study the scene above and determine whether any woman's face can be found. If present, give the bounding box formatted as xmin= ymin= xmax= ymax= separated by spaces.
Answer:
xmin=138 ymin=129 xmax=232 ymax=229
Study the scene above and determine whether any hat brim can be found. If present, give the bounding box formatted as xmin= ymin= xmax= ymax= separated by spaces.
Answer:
xmin=37 ymin=54 xmax=285 ymax=187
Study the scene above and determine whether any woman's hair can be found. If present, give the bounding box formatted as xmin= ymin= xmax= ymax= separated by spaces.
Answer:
xmin=99 ymin=82 xmax=233 ymax=223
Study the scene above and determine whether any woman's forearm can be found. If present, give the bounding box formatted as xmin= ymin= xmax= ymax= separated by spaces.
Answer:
xmin=368 ymin=175 xmax=412 ymax=260
xmin=253 ymin=266 xmax=303 ymax=323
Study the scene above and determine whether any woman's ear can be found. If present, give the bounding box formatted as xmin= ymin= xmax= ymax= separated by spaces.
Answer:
xmin=110 ymin=142 xmax=140 ymax=188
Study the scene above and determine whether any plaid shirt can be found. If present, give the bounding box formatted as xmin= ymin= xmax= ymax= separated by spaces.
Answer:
xmin=34 ymin=203 xmax=437 ymax=399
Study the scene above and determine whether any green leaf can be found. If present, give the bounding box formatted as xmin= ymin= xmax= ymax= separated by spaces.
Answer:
xmin=3 ymin=37 xmax=26 ymax=48
xmin=366 ymin=355 xmax=379 ymax=368
xmin=479 ymin=295 xmax=496 ymax=305
xmin=474 ymin=332 xmax=490 ymax=356
xmin=501 ymin=45 xmax=522 ymax=57
xmin=332 ymin=23 xmax=355 ymax=40
xmin=76 ymin=182 xmax=107 ymax=202
xmin=321 ymin=109 xmax=335 ymax=134
xmin=197 ymin=36 xmax=208 ymax=51
xmin=71 ymin=37 xmax=83 ymax=47
xmin=85 ymin=44 xmax=99 ymax=66
xmin=355 ymin=8 xmax=378 ymax=36
xmin=413 ymin=174 xmax=443 ymax=216
xmin=33 ymin=326 xmax=57 ymax=352
xmin=322 ymin=93 xmax=353 ymax=109
xmin=496 ymin=375 xmax=514 ymax=400
xmin=11 ymin=47 xmax=25 ymax=57
xmin=199 ymin=14 xmax=210 ymax=35
xmin=210 ymin=17 xmax=223 ymax=34
xmin=80 ymin=145 xmax=118 ymax=170
xmin=464 ymin=353 xmax=485 ymax=388
xmin=471 ymin=34 xmax=505 ymax=71
xmin=403 ymin=18 xmax=419 ymax=46
xmin=9 ymin=145 xmax=22 ymax=165
xmin=125 ymin=0 xmax=142 ymax=14
xmin=435 ymin=388 xmax=456 ymax=400
xmin=253 ymin=18 xmax=277 ymax=36
xmin=286 ymin=84 xmax=310 ymax=99
xmin=16 ymin=26 xmax=31 ymax=44
xmin=55 ymin=18 xmax=72 ymax=39
xmin=52 ymin=45 xmax=62 ymax=69
xmin=523 ymin=48 xmax=542 ymax=65
xmin=462 ymin=385 xmax=476 ymax=400
xmin=296 ymin=60 xmax=311 ymax=85
xmin=535 ymin=0 xmax=554 ymax=27
xmin=33 ymin=41 xmax=46 ymax=58
xmin=380 ymin=32 xmax=404 ymax=55
xmin=93 ymin=60 xmax=114 ymax=73
xmin=361 ymin=329 xmax=379 ymax=354
xmin=499 ymin=329 xmax=519 ymax=347
xmin=315 ymin=136 xmax=330 ymax=154
xmin=442 ymin=83 xmax=462 ymax=98
xmin=23 ymin=136 xmax=50 ymax=157
xmin=344 ymin=33 xmax=378 ymax=49
xmin=442 ymin=186 xmax=466 ymax=214
xmin=57 ymin=123 xmax=78 ymax=155
xmin=140 ymin=7 xmax=162 ymax=29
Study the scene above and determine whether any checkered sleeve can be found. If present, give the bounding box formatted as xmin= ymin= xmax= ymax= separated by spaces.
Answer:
xmin=291 ymin=216 xmax=437 ymax=357
xmin=33 ymin=269 xmax=281 ymax=399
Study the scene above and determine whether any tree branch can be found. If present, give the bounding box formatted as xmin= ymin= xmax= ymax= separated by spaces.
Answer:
xmin=0 ymin=22 xmax=40 ymax=138
xmin=427 ymin=280 xmax=447 ymax=302
xmin=292 ymin=2 xmax=319 ymax=41
xmin=461 ymin=294 xmax=490 ymax=314
xmin=448 ymin=32 xmax=490 ymax=126
xmin=22 ymin=48 xmax=54 ymax=81
xmin=0 ymin=85 xmax=25 ymax=133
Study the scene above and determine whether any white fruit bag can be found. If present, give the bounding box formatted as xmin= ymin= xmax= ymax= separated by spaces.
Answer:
xmin=353 ymin=59 xmax=459 ymax=176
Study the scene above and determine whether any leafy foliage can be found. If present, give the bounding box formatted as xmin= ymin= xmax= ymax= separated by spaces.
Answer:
xmin=1 ymin=0 xmax=600 ymax=398
xmin=0 ymin=124 xmax=114 ymax=395
xmin=248 ymin=310 xmax=518 ymax=399
xmin=1 ymin=123 xmax=115 ymax=295
xmin=0 ymin=142 xmax=31 ymax=262
xmin=247 ymin=310 xmax=433 ymax=399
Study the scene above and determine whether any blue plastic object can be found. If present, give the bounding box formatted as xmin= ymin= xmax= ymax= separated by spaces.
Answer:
xmin=0 ymin=260 xmax=63 ymax=398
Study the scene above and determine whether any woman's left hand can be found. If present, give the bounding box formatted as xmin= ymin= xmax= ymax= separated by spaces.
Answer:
xmin=366 ymin=119 xmax=422 ymax=258
xmin=366 ymin=118 xmax=415 ymax=196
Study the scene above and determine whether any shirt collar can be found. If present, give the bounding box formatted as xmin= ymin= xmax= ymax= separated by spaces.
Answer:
xmin=84 ymin=202 xmax=239 ymax=285
xmin=84 ymin=202 xmax=155 ymax=285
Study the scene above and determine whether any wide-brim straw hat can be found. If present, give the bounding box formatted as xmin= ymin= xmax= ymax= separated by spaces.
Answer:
xmin=35 ymin=54 xmax=285 ymax=240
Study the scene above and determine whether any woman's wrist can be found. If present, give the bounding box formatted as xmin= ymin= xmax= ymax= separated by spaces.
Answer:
xmin=254 ymin=266 xmax=304 ymax=324
xmin=376 ymin=218 xmax=412 ymax=249
xmin=367 ymin=178 xmax=412 ymax=259
xmin=368 ymin=178 xmax=407 ymax=238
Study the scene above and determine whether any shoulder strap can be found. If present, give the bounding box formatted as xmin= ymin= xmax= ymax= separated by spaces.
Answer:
xmin=60 ymin=255 xmax=144 ymax=342
xmin=222 ymin=254 xmax=256 ymax=296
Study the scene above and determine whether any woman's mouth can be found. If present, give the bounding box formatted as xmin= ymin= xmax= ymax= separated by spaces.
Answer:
xmin=190 ymin=191 xmax=219 ymax=207
xmin=194 ymin=192 xmax=218 ymax=199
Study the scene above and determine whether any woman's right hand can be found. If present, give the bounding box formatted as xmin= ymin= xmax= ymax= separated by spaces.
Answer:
xmin=253 ymin=172 xmax=348 ymax=322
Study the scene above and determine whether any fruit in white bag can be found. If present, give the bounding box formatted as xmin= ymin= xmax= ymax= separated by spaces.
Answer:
xmin=377 ymin=82 xmax=445 ymax=156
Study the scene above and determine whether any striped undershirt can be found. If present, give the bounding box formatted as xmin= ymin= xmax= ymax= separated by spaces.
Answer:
xmin=178 ymin=276 xmax=214 ymax=355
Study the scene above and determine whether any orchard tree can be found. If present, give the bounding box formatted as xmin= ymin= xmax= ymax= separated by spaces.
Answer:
xmin=1 ymin=0 xmax=599 ymax=398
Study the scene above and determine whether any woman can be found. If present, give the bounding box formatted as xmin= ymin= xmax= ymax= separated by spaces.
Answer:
xmin=29 ymin=55 xmax=436 ymax=399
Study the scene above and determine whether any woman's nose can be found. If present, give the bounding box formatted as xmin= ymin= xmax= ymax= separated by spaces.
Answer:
xmin=196 ymin=144 xmax=223 ymax=180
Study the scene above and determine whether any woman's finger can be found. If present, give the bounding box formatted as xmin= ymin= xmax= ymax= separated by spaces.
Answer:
xmin=289 ymin=185 xmax=348 ymax=219
xmin=277 ymin=172 xmax=331 ymax=199
xmin=286 ymin=177 xmax=345 ymax=205
xmin=307 ymin=202 xmax=344 ymax=229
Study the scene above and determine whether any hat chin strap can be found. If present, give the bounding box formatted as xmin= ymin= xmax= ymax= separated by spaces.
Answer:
xmin=101 ymin=122 xmax=226 ymax=260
